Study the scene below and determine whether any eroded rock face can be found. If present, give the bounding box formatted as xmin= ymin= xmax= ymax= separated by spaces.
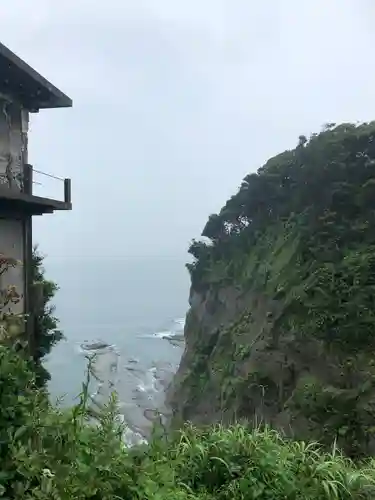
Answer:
xmin=168 ymin=287 xmax=281 ymax=424
xmin=168 ymin=264 xmax=375 ymax=462
xmin=168 ymin=283 xmax=375 ymax=458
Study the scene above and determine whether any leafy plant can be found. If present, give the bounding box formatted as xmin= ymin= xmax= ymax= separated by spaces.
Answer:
xmin=1 ymin=344 xmax=375 ymax=499
xmin=31 ymin=246 xmax=63 ymax=387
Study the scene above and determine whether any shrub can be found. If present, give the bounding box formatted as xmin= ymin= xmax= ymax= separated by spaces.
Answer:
xmin=0 ymin=344 xmax=375 ymax=499
xmin=31 ymin=247 xmax=63 ymax=387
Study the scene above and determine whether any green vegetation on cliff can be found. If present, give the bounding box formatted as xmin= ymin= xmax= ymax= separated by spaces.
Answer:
xmin=188 ymin=122 xmax=375 ymax=300
xmin=170 ymin=122 xmax=375 ymax=457
xmin=1 ymin=343 xmax=375 ymax=499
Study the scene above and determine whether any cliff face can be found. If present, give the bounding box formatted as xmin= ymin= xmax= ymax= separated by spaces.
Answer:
xmin=168 ymin=123 xmax=375 ymax=458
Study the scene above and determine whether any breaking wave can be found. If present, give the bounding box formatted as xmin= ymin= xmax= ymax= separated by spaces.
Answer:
xmin=78 ymin=318 xmax=185 ymax=446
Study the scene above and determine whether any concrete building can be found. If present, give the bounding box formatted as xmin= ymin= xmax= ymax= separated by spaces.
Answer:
xmin=0 ymin=41 xmax=72 ymax=349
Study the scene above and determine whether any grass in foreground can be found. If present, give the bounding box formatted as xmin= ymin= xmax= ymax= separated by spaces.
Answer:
xmin=0 ymin=346 xmax=375 ymax=499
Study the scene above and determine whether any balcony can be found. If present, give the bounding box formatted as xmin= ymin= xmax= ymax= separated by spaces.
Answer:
xmin=0 ymin=163 xmax=71 ymax=215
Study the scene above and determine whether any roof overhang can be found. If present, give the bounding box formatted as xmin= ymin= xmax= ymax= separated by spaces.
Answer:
xmin=0 ymin=42 xmax=72 ymax=110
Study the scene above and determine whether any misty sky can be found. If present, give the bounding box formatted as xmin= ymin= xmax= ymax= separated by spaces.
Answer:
xmin=1 ymin=1 xmax=375 ymax=260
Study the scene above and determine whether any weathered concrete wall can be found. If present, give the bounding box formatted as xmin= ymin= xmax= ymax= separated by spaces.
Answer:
xmin=0 ymin=97 xmax=28 ymax=318
xmin=0 ymin=217 xmax=25 ymax=315
xmin=0 ymin=97 xmax=28 ymax=190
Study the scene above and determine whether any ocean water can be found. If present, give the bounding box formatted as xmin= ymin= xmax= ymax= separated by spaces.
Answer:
xmin=43 ymin=256 xmax=190 ymax=444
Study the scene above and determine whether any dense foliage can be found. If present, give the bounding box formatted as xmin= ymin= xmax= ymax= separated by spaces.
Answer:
xmin=0 ymin=344 xmax=375 ymax=499
xmin=188 ymin=121 xmax=375 ymax=348
xmin=31 ymin=247 xmax=63 ymax=387
xmin=179 ymin=122 xmax=375 ymax=457
xmin=188 ymin=122 xmax=375 ymax=288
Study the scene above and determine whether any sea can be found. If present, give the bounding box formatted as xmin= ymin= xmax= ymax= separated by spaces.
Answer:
xmin=43 ymin=256 xmax=190 ymax=445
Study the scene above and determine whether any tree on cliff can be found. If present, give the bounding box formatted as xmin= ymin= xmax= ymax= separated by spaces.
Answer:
xmin=189 ymin=122 xmax=375 ymax=303
xmin=31 ymin=247 xmax=63 ymax=387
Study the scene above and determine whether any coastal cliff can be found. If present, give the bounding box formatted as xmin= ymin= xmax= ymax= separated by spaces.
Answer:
xmin=168 ymin=122 xmax=375 ymax=457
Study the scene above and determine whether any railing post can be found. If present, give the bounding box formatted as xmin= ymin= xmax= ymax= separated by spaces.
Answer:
xmin=64 ymin=178 xmax=71 ymax=204
xmin=23 ymin=164 xmax=33 ymax=195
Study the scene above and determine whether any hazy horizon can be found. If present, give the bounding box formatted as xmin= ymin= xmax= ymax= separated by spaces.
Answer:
xmin=1 ymin=1 xmax=375 ymax=262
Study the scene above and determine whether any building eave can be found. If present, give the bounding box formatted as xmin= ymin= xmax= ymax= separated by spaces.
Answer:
xmin=0 ymin=41 xmax=72 ymax=110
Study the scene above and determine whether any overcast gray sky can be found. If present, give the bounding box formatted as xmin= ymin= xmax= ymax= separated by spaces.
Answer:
xmin=1 ymin=1 xmax=374 ymax=259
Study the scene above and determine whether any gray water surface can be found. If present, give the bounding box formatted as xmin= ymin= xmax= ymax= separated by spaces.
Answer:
xmin=43 ymin=256 xmax=189 ymax=441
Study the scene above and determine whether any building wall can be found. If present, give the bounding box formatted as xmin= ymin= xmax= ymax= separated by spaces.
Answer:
xmin=0 ymin=96 xmax=29 ymax=191
xmin=0 ymin=97 xmax=29 ymax=319
xmin=0 ymin=216 xmax=25 ymax=316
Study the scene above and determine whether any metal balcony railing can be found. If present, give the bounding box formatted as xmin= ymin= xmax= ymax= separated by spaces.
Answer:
xmin=0 ymin=163 xmax=71 ymax=205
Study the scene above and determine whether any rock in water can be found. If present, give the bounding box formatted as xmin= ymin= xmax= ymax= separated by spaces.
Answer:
xmin=81 ymin=340 xmax=110 ymax=351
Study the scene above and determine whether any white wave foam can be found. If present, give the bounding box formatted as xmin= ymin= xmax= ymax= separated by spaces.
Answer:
xmin=153 ymin=330 xmax=174 ymax=339
xmin=115 ymin=414 xmax=147 ymax=447
xmin=122 ymin=426 xmax=147 ymax=447
xmin=77 ymin=340 xmax=148 ymax=447
xmin=173 ymin=317 xmax=185 ymax=330
xmin=136 ymin=367 xmax=157 ymax=394
xmin=137 ymin=317 xmax=185 ymax=340
xmin=71 ymin=321 xmax=183 ymax=448
xmin=138 ymin=329 xmax=177 ymax=340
